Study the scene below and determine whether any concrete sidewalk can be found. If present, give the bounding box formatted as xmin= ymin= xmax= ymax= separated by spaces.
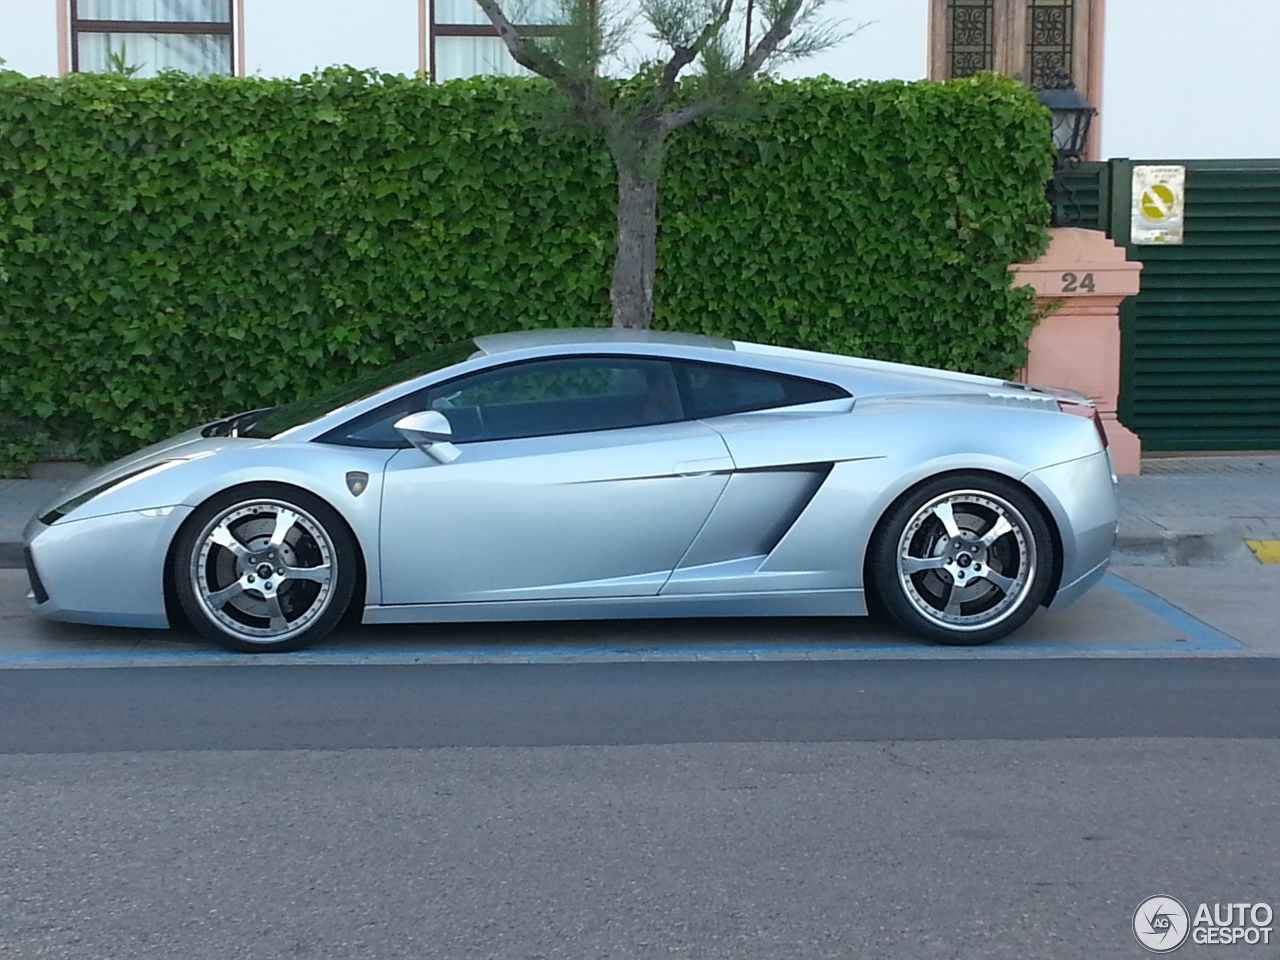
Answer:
xmin=1109 ymin=454 xmax=1280 ymax=566
xmin=2 ymin=453 xmax=1279 ymax=569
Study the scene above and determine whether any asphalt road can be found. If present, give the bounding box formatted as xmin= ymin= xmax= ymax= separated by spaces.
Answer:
xmin=4 ymin=659 xmax=1280 ymax=753
xmin=3 ymin=660 xmax=1279 ymax=960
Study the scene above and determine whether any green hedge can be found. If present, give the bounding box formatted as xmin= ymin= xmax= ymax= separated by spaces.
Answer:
xmin=0 ymin=68 xmax=1052 ymax=468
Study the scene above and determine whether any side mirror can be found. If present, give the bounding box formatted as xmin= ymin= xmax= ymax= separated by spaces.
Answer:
xmin=394 ymin=410 xmax=461 ymax=464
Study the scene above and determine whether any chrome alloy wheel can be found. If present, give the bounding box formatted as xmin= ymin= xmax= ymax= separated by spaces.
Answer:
xmin=189 ymin=499 xmax=337 ymax=645
xmin=895 ymin=489 xmax=1038 ymax=633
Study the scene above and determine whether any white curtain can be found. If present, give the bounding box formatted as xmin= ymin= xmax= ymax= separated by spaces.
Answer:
xmin=435 ymin=0 xmax=561 ymax=26
xmin=433 ymin=36 xmax=533 ymax=82
xmin=76 ymin=0 xmax=231 ymax=22
xmin=78 ymin=32 xmax=232 ymax=75
xmin=433 ymin=0 xmax=491 ymax=27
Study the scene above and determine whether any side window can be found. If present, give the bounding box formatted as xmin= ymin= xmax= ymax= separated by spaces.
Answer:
xmin=326 ymin=357 xmax=684 ymax=447
xmin=675 ymin=362 xmax=849 ymax=419
xmin=431 ymin=358 xmax=683 ymax=441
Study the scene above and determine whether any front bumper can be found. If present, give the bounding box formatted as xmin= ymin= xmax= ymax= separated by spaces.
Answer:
xmin=24 ymin=506 xmax=194 ymax=629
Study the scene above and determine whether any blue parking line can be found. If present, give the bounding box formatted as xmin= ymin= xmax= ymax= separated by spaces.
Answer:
xmin=0 ymin=641 xmax=916 ymax=668
xmin=1099 ymin=572 xmax=1243 ymax=650
xmin=0 ymin=573 xmax=1245 ymax=667
xmin=0 ymin=648 xmax=227 ymax=664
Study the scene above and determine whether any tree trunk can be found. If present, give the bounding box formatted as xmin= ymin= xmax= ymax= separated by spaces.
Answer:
xmin=610 ymin=164 xmax=659 ymax=329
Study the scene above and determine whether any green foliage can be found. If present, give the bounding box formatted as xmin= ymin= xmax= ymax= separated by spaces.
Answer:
xmin=659 ymin=74 xmax=1054 ymax=371
xmin=0 ymin=67 xmax=1052 ymax=467
xmin=0 ymin=423 xmax=51 ymax=478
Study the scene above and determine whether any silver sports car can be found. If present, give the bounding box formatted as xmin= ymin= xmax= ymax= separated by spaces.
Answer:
xmin=23 ymin=329 xmax=1117 ymax=653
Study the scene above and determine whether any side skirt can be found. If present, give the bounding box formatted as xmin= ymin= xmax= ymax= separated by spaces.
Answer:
xmin=362 ymin=589 xmax=866 ymax=625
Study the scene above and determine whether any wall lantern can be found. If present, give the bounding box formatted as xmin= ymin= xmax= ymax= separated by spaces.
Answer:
xmin=1035 ymin=70 xmax=1098 ymax=225
xmin=1035 ymin=73 xmax=1097 ymax=160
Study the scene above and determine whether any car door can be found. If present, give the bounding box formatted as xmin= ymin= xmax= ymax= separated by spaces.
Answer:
xmin=375 ymin=355 xmax=734 ymax=605
xmin=659 ymin=359 xmax=857 ymax=595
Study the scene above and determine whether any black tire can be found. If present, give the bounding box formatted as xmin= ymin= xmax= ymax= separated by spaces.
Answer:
xmin=870 ymin=473 xmax=1055 ymax=645
xmin=172 ymin=484 xmax=358 ymax=653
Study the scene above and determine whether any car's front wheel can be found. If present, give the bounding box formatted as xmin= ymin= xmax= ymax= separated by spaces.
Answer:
xmin=870 ymin=473 xmax=1055 ymax=645
xmin=172 ymin=485 xmax=358 ymax=653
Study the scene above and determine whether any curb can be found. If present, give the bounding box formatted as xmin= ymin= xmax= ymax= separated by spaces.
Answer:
xmin=1112 ymin=527 xmax=1255 ymax=567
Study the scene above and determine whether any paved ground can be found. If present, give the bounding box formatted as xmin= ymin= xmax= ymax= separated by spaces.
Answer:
xmin=5 ymin=735 xmax=1276 ymax=960
xmin=1111 ymin=454 xmax=1280 ymax=565
xmin=2 ymin=559 xmax=1278 ymax=667
xmin=4 ymin=662 xmax=1280 ymax=959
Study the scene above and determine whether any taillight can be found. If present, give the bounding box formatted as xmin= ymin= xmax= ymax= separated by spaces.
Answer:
xmin=1057 ymin=398 xmax=1109 ymax=449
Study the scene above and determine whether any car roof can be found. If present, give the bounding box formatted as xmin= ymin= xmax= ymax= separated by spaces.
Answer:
xmin=473 ymin=328 xmax=735 ymax=355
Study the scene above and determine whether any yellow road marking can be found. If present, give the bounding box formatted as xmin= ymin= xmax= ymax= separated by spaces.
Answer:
xmin=1245 ymin=540 xmax=1280 ymax=564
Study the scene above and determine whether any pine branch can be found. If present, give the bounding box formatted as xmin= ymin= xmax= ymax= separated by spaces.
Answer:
xmin=739 ymin=0 xmax=803 ymax=76
xmin=658 ymin=0 xmax=736 ymax=93
xmin=473 ymin=0 xmax=609 ymax=128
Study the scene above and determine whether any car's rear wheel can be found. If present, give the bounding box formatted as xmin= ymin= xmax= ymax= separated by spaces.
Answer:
xmin=172 ymin=485 xmax=357 ymax=653
xmin=870 ymin=473 xmax=1054 ymax=645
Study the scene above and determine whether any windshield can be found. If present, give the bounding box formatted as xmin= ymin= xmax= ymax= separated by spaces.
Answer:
xmin=243 ymin=340 xmax=482 ymax=439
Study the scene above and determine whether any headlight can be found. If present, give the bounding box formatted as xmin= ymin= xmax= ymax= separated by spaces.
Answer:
xmin=39 ymin=460 xmax=187 ymax=525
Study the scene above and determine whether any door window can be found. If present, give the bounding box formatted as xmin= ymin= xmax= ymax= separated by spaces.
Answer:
xmin=326 ymin=356 xmax=684 ymax=446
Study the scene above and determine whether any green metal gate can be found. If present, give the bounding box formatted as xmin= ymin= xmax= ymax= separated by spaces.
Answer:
xmin=1063 ymin=159 xmax=1280 ymax=451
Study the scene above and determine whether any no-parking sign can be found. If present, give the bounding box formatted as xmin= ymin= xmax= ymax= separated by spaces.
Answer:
xmin=1131 ymin=165 xmax=1186 ymax=244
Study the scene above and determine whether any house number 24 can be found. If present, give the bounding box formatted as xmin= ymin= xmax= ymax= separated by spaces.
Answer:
xmin=1061 ymin=272 xmax=1096 ymax=293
